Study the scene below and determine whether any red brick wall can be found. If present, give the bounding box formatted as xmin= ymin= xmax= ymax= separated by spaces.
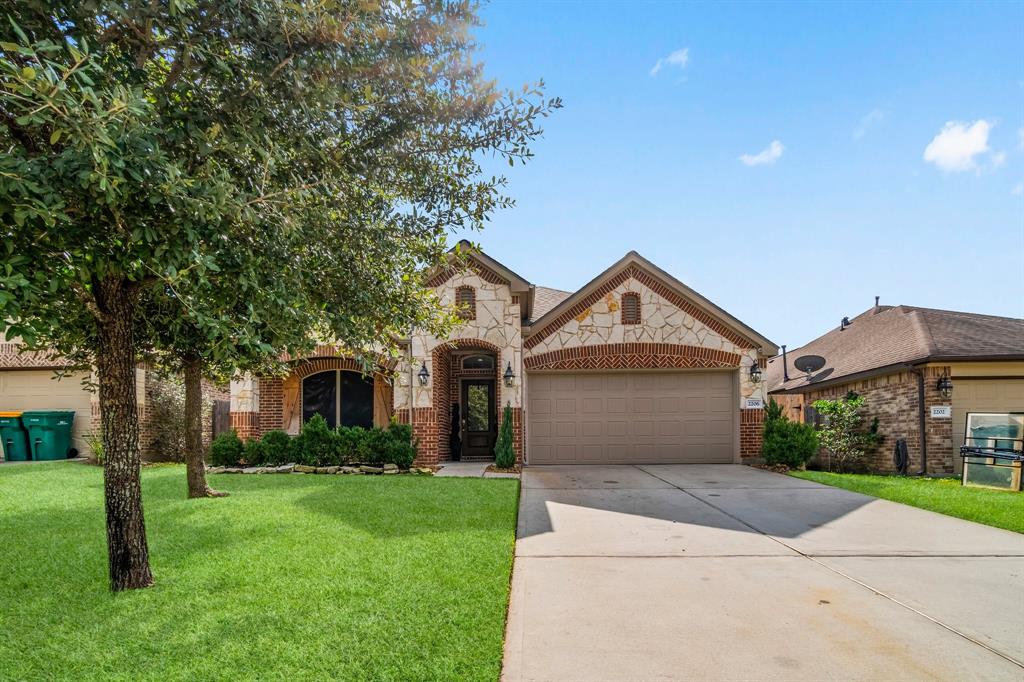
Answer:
xmin=230 ymin=412 xmax=260 ymax=441
xmin=801 ymin=366 xmax=953 ymax=474
xmin=740 ymin=408 xmax=764 ymax=460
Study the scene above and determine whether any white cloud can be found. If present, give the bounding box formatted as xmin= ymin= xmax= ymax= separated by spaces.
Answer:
xmin=739 ymin=140 xmax=784 ymax=166
xmin=991 ymin=150 xmax=1007 ymax=169
xmin=854 ymin=108 xmax=886 ymax=139
xmin=650 ymin=48 xmax=689 ymax=77
xmin=922 ymin=120 xmax=994 ymax=172
xmin=1018 ymin=127 xmax=1024 ymax=150
xmin=1012 ymin=181 xmax=1023 ymax=196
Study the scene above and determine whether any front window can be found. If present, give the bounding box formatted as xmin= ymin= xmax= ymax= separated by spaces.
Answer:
xmin=302 ymin=370 xmax=374 ymax=429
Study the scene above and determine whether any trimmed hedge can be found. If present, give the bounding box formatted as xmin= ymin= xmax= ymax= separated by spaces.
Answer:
xmin=207 ymin=417 xmax=418 ymax=469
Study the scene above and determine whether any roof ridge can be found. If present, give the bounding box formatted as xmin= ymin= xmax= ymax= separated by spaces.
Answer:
xmin=907 ymin=308 xmax=938 ymax=358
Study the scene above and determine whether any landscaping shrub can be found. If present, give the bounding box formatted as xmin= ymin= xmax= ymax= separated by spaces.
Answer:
xmin=259 ymin=430 xmax=294 ymax=465
xmin=384 ymin=420 xmax=417 ymax=469
xmin=762 ymin=398 xmax=818 ymax=468
xmin=146 ymin=377 xmax=188 ymax=462
xmin=494 ymin=404 xmax=515 ymax=469
xmin=243 ymin=437 xmax=266 ymax=466
xmin=294 ymin=414 xmax=337 ymax=466
xmin=812 ymin=393 xmax=882 ymax=472
xmin=209 ymin=430 xmax=244 ymax=467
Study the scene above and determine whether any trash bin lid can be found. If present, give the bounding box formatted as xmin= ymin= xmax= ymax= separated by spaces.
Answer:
xmin=0 ymin=411 xmax=23 ymax=417
xmin=20 ymin=410 xmax=76 ymax=416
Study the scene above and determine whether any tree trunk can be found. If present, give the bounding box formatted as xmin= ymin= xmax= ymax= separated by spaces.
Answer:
xmin=95 ymin=277 xmax=154 ymax=591
xmin=183 ymin=357 xmax=226 ymax=498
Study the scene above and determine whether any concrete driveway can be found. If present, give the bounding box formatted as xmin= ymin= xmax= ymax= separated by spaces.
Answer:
xmin=503 ymin=465 xmax=1024 ymax=681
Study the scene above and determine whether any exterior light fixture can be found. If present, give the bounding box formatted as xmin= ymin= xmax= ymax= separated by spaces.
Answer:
xmin=503 ymin=361 xmax=516 ymax=387
xmin=936 ymin=374 xmax=953 ymax=399
xmin=417 ymin=361 xmax=430 ymax=386
xmin=749 ymin=360 xmax=762 ymax=384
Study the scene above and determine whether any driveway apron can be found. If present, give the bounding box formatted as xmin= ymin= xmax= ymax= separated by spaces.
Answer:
xmin=503 ymin=464 xmax=1024 ymax=681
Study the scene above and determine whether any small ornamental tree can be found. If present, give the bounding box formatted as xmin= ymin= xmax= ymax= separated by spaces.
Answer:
xmin=494 ymin=403 xmax=516 ymax=469
xmin=812 ymin=394 xmax=881 ymax=472
xmin=761 ymin=398 xmax=819 ymax=469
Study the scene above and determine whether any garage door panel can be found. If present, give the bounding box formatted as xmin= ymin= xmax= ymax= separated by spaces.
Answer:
xmin=0 ymin=370 xmax=93 ymax=455
xmin=528 ymin=370 xmax=737 ymax=464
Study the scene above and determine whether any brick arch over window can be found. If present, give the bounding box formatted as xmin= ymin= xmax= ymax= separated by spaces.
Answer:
xmin=523 ymin=343 xmax=741 ymax=371
xmin=430 ymin=338 xmax=504 ymax=462
xmin=455 ymin=285 xmax=476 ymax=320
xmin=621 ymin=292 xmax=641 ymax=324
xmin=261 ymin=356 xmax=393 ymax=436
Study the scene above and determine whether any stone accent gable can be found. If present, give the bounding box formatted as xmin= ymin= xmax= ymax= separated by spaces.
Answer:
xmin=525 ymin=265 xmax=758 ymax=352
xmin=425 ymin=260 xmax=510 ymax=289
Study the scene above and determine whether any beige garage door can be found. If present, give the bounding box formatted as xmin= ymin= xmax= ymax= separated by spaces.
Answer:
xmin=0 ymin=370 xmax=93 ymax=455
xmin=952 ymin=379 xmax=1024 ymax=473
xmin=527 ymin=371 xmax=737 ymax=464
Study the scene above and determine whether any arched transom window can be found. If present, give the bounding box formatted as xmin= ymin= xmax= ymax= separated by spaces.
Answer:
xmin=621 ymin=292 xmax=641 ymax=324
xmin=455 ymin=286 xmax=476 ymax=320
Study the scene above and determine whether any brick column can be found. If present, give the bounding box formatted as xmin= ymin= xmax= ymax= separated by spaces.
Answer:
xmin=740 ymin=408 xmax=764 ymax=460
xmin=229 ymin=374 xmax=261 ymax=442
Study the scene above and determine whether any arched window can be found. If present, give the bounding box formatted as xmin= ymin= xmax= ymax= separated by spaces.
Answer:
xmin=621 ymin=292 xmax=641 ymax=324
xmin=462 ymin=354 xmax=495 ymax=370
xmin=455 ymin=286 xmax=476 ymax=320
xmin=302 ymin=370 xmax=374 ymax=429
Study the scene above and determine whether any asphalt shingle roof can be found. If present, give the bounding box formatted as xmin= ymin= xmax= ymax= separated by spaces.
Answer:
xmin=766 ymin=305 xmax=1024 ymax=393
xmin=531 ymin=286 xmax=572 ymax=321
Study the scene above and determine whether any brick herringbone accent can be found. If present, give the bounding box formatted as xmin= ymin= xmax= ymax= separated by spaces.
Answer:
xmin=525 ymin=265 xmax=757 ymax=350
xmin=0 ymin=343 xmax=75 ymax=369
xmin=524 ymin=343 xmax=741 ymax=371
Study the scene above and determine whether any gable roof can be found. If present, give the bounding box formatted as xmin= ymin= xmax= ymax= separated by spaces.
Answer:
xmin=523 ymin=251 xmax=777 ymax=355
xmin=767 ymin=305 xmax=1024 ymax=393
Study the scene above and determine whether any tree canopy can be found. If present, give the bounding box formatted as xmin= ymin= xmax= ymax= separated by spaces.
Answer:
xmin=0 ymin=0 xmax=558 ymax=590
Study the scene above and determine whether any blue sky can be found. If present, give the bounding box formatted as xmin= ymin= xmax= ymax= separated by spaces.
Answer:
xmin=460 ymin=1 xmax=1024 ymax=349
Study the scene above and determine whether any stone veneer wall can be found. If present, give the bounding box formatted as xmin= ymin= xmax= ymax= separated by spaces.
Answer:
xmin=394 ymin=268 xmax=524 ymax=466
xmin=802 ymin=365 xmax=954 ymax=474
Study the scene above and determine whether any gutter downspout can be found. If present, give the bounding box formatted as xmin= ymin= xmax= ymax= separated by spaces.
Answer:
xmin=905 ymin=364 xmax=927 ymax=475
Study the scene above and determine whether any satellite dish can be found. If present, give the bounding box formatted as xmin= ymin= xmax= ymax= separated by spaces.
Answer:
xmin=794 ymin=355 xmax=826 ymax=374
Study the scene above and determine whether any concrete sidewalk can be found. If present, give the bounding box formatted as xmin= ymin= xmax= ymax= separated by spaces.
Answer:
xmin=503 ymin=464 xmax=1024 ymax=681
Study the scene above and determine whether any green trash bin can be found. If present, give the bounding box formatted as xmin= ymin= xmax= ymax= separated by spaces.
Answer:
xmin=0 ymin=411 xmax=30 ymax=462
xmin=22 ymin=411 xmax=76 ymax=461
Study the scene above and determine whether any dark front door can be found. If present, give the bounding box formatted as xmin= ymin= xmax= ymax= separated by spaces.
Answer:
xmin=461 ymin=379 xmax=496 ymax=459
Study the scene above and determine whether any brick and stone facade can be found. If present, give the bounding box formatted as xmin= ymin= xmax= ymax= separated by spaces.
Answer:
xmin=231 ymin=247 xmax=776 ymax=467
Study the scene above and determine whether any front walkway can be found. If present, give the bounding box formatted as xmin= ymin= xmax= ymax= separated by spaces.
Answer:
xmin=503 ymin=464 xmax=1024 ymax=681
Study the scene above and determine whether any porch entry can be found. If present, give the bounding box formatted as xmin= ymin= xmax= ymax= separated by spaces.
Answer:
xmin=461 ymin=378 xmax=497 ymax=460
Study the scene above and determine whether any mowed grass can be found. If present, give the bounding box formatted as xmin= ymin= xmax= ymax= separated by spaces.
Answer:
xmin=0 ymin=463 xmax=520 ymax=681
xmin=790 ymin=470 xmax=1024 ymax=534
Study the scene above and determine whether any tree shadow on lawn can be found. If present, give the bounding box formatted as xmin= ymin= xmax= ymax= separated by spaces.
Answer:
xmin=293 ymin=475 xmax=520 ymax=539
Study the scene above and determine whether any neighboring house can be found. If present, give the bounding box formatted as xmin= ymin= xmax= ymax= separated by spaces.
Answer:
xmin=230 ymin=242 xmax=777 ymax=466
xmin=0 ymin=334 xmax=228 ymax=460
xmin=766 ymin=303 xmax=1024 ymax=474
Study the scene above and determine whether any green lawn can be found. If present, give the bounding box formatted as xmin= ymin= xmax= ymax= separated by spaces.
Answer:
xmin=0 ymin=463 xmax=520 ymax=681
xmin=790 ymin=470 xmax=1024 ymax=534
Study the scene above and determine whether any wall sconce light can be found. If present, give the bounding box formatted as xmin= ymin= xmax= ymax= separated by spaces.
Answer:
xmin=936 ymin=374 xmax=953 ymax=399
xmin=503 ymin=361 xmax=516 ymax=387
xmin=749 ymin=360 xmax=763 ymax=384
xmin=417 ymin=361 xmax=430 ymax=386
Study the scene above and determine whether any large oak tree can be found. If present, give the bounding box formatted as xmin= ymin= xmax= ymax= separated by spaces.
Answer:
xmin=0 ymin=1 xmax=558 ymax=590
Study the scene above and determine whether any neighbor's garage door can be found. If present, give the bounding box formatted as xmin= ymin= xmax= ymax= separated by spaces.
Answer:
xmin=952 ymin=379 xmax=1024 ymax=474
xmin=0 ymin=370 xmax=92 ymax=455
xmin=527 ymin=371 xmax=736 ymax=464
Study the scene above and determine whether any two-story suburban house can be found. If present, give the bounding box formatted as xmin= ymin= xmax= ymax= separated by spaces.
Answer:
xmin=229 ymin=243 xmax=777 ymax=466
